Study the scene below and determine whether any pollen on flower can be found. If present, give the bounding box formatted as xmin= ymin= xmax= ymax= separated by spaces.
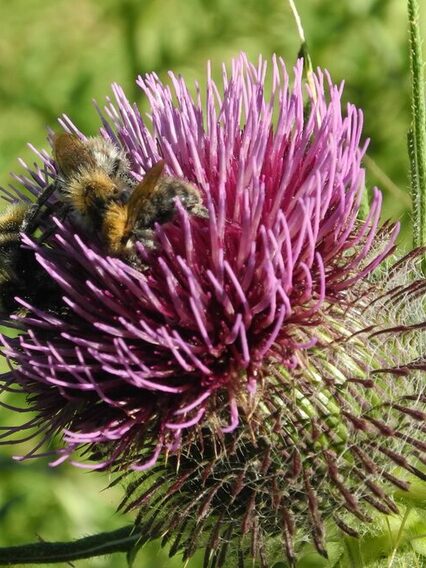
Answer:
xmin=0 ymin=54 xmax=424 ymax=566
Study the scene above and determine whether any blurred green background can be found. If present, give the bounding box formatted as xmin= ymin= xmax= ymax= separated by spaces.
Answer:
xmin=0 ymin=0 xmax=424 ymax=566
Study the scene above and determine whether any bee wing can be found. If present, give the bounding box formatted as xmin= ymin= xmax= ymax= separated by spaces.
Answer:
xmin=125 ymin=160 xmax=165 ymax=232
xmin=53 ymin=133 xmax=96 ymax=177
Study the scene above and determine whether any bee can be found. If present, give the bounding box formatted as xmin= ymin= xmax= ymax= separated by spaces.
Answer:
xmin=53 ymin=133 xmax=207 ymax=259
xmin=0 ymin=134 xmax=131 ymax=315
xmin=0 ymin=133 xmax=207 ymax=313
xmin=0 ymin=203 xmax=60 ymax=314
xmin=52 ymin=133 xmax=132 ymax=233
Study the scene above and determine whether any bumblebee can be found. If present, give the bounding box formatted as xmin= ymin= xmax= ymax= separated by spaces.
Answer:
xmin=0 ymin=133 xmax=207 ymax=313
xmin=0 ymin=203 xmax=59 ymax=314
xmin=53 ymin=134 xmax=207 ymax=258
xmin=52 ymin=133 xmax=132 ymax=233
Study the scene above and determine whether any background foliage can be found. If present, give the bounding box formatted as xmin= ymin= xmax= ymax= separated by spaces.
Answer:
xmin=0 ymin=0 xmax=424 ymax=566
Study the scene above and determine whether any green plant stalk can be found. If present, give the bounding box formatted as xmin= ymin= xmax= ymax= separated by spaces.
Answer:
xmin=0 ymin=526 xmax=141 ymax=565
xmin=358 ymin=183 xmax=370 ymax=220
xmin=388 ymin=507 xmax=412 ymax=568
xmin=289 ymin=0 xmax=372 ymax=220
xmin=288 ymin=0 xmax=316 ymax=99
xmin=408 ymin=0 xmax=426 ymax=252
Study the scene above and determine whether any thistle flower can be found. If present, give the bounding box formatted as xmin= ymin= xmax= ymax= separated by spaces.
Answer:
xmin=1 ymin=54 xmax=425 ymax=566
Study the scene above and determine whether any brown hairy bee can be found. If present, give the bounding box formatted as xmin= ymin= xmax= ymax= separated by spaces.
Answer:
xmin=53 ymin=133 xmax=132 ymax=233
xmin=53 ymin=133 xmax=207 ymax=258
xmin=0 ymin=203 xmax=60 ymax=314
xmin=0 ymin=134 xmax=131 ymax=314
xmin=0 ymin=133 xmax=207 ymax=313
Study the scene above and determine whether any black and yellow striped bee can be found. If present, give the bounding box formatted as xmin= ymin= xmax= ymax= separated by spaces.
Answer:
xmin=0 ymin=133 xmax=207 ymax=313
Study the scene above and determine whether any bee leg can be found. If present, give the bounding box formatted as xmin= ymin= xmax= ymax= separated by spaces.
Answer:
xmin=132 ymin=228 xmax=156 ymax=250
xmin=37 ymin=204 xmax=71 ymax=244
xmin=192 ymin=203 xmax=209 ymax=219
xmin=21 ymin=182 xmax=58 ymax=233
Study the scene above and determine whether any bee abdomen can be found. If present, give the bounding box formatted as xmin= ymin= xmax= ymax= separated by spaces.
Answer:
xmin=0 ymin=204 xmax=28 ymax=233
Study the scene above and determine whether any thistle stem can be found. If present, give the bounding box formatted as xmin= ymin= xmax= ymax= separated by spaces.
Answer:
xmin=0 ymin=526 xmax=141 ymax=565
xmin=387 ymin=507 xmax=412 ymax=568
xmin=408 ymin=0 xmax=426 ymax=253
xmin=287 ymin=0 xmax=315 ymax=94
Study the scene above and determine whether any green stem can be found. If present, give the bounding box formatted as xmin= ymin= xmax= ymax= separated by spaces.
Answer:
xmin=408 ymin=0 xmax=426 ymax=252
xmin=0 ymin=525 xmax=142 ymax=565
xmin=288 ymin=0 xmax=372 ymax=220
xmin=287 ymin=0 xmax=315 ymax=92
xmin=358 ymin=182 xmax=370 ymax=220
xmin=387 ymin=507 xmax=412 ymax=568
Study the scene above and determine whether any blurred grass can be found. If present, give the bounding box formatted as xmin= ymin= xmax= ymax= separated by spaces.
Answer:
xmin=0 ymin=0 xmax=424 ymax=566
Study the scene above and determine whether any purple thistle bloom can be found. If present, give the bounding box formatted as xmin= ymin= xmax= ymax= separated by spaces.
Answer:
xmin=1 ymin=54 xmax=425 ymax=564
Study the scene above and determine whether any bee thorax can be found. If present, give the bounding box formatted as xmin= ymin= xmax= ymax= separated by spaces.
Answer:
xmin=85 ymin=137 xmax=131 ymax=179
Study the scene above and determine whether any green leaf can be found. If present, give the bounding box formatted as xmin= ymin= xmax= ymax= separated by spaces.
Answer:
xmin=126 ymin=538 xmax=144 ymax=568
xmin=394 ymin=480 xmax=426 ymax=510
xmin=411 ymin=535 xmax=426 ymax=556
xmin=0 ymin=525 xmax=145 ymax=565
xmin=296 ymin=541 xmax=344 ymax=568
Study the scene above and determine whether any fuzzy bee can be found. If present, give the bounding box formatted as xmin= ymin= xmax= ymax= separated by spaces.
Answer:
xmin=53 ymin=133 xmax=207 ymax=258
xmin=0 ymin=203 xmax=60 ymax=314
xmin=0 ymin=133 xmax=207 ymax=313
xmin=52 ymin=133 xmax=132 ymax=232
xmin=0 ymin=134 xmax=131 ymax=314
xmin=0 ymin=135 xmax=129 ymax=314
